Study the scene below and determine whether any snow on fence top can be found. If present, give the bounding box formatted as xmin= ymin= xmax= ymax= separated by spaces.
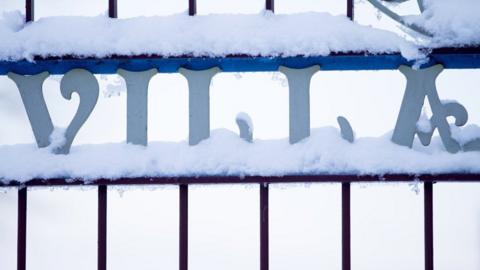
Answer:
xmin=1 ymin=0 xmax=479 ymax=62
xmin=0 ymin=11 xmax=423 ymax=61
xmin=407 ymin=0 xmax=480 ymax=47
xmin=1 ymin=128 xmax=480 ymax=183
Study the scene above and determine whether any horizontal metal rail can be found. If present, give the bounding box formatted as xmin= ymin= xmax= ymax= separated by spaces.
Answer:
xmin=3 ymin=173 xmax=480 ymax=187
xmin=10 ymin=177 xmax=464 ymax=270
xmin=1 ymin=47 xmax=480 ymax=76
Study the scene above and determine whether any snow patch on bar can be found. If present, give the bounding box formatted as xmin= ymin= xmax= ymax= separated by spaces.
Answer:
xmin=1 ymin=128 xmax=480 ymax=183
xmin=0 ymin=11 xmax=422 ymax=61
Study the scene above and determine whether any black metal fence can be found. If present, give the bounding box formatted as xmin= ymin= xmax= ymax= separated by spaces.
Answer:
xmin=4 ymin=174 xmax=480 ymax=270
xmin=7 ymin=2 xmax=478 ymax=270
xmin=23 ymin=0 xmax=355 ymax=22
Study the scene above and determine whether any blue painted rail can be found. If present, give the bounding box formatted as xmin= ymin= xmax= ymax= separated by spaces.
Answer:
xmin=1 ymin=48 xmax=479 ymax=75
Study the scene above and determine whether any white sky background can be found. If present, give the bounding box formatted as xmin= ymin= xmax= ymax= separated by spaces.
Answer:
xmin=0 ymin=1 xmax=479 ymax=270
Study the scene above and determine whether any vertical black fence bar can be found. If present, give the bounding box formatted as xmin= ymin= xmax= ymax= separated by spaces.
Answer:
xmin=260 ymin=183 xmax=269 ymax=270
xmin=17 ymin=188 xmax=27 ymax=270
xmin=98 ymin=185 xmax=107 ymax=270
xmin=266 ymin=0 xmax=274 ymax=13
xmin=25 ymin=0 xmax=34 ymax=22
xmin=347 ymin=0 xmax=354 ymax=20
xmin=109 ymin=0 xmax=118 ymax=18
xmin=189 ymin=0 xmax=197 ymax=16
xmin=342 ymin=183 xmax=351 ymax=270
xmin=424 ymin=182 xmax=434 ymax=270
xmin=179 ymin=184 xmax=189 ymax=270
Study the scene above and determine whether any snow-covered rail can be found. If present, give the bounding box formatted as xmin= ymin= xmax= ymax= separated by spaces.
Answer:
xmin=2 ymin=48 xmax=480 ymax=76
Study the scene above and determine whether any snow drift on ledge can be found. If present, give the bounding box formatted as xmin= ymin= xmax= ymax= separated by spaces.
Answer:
xmin=1 ymin=128 xmax=480 ymax=183
xmin=0 ymin=11 xmax=423 ymax=61
xmin=410 ymin=0 xmax=480 ymax=47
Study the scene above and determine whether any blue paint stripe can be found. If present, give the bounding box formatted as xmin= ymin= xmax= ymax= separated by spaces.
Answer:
xmin=0 ymin=53 xmax=479 ymax=75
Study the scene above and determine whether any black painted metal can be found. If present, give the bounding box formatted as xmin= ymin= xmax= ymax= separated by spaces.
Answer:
xmin=3 ymin=174 xmax=480 ymax=187
xmin=109 ymin=0 xmax=118 ymax=18
xmin=260 ymin=184 xmax=269 ymax=270
xmin=179 ymin=185 xmax=188 ymax=270
xmin=266 ymin=0 xmax=274 ymax=13
xmin=342 ymin=183 xmax=351 ymax=270
xmin=10 ymin=177 xmax=478 ymax=270
xmin=17 ymin=188 xmax=27 ymax=270
xmin=24 ymin=46 xmax=480 ymax=60
xmin=25 ymin=0 xmax=34 ymax=22
xmin=189 ymin=0 xmax=196 ymax=16
xmin=347 ymin=0 xmax=354 ymax=20
xmin=424 ymin=183 xmax=434 ymax=270
xmin=98 ymin=185 xmax=107 ymax=270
